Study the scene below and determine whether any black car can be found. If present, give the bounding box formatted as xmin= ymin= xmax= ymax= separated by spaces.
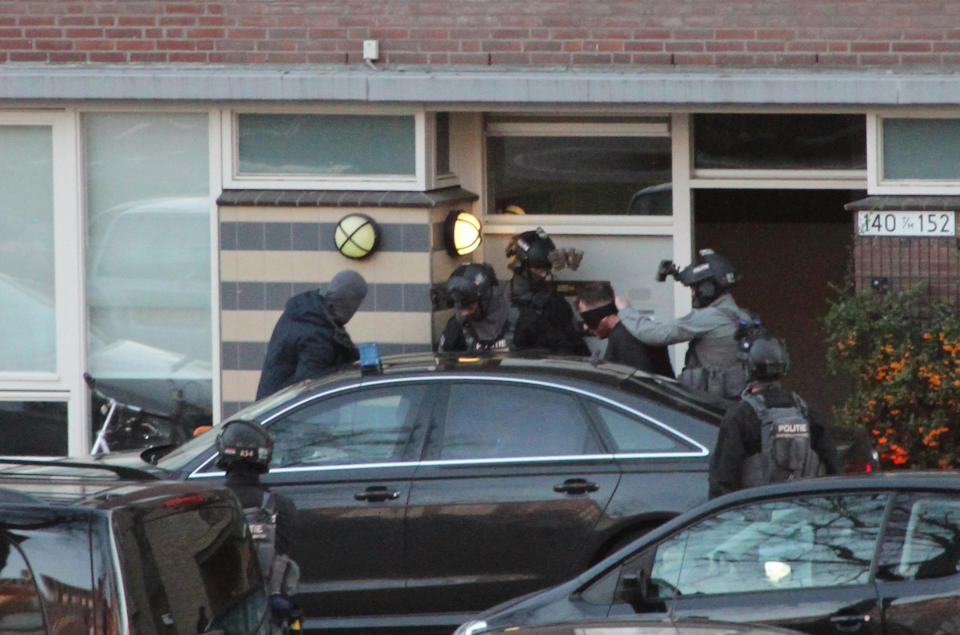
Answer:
xmin=0 ymin=459 xmax=269 ymax=635
xmin=455 ymin=471 xmax=960 ymax=635
xmin=67 ymin=352 xmax=725 ymax=631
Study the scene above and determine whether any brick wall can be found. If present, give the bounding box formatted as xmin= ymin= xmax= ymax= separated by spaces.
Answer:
xmin=3 ymin=1 xmax=960 ymax=67
xmin=854 ymin=236 xmax=960 ymax=305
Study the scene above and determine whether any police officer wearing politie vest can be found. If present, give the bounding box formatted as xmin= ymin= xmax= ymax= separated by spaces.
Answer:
xmin=708 ymin=333 xmax=838 ymax=499
xmin=619 ymin=249 xmax=752 ymax=399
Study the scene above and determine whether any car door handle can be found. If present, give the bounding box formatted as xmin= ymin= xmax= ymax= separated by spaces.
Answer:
xmin=354 ymin=486 xmax=400 ymax=502
xmin=829 ymin=614 xmax=871 ymax=633
xmin=553 ymin=478 xmax=599 ymax=495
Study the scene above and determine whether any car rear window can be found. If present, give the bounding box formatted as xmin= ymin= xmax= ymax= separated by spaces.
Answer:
xmin=113 ymin=500 xmax=269 ymax=635
xmin=620 ymin=374 xmax=726 ymax=422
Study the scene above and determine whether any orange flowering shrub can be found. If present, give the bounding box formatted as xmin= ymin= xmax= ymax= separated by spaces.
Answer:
xmin=825 ymin=285 xmax=960 ymax=470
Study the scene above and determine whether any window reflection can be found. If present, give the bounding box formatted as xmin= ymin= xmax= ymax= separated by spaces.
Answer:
xmin=488 ymin=136 xmax=672 ymax=216
xmin=0 ymin=401 xmax=67 ymax=456
xmin=0 ymin=535 xmax=45 ymax=634
xmin=267 ymin=386 xmax=426 ymax=467
xmin=647 ymin=494 xmax=886 ymax=598
xmin=878 ymin=494 xmax=960 ymax=581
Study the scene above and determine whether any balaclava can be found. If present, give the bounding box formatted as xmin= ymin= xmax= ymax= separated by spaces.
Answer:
xmin=325 ymin=270 xmax=368 ymax=326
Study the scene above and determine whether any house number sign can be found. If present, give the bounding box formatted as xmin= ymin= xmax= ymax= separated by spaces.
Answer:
xmin=857 ymin=211 xmax=956 ymax=237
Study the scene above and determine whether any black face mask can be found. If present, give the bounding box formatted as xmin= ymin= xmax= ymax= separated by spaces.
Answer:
xmin=579 ymin=302 xmax=617 ymax=330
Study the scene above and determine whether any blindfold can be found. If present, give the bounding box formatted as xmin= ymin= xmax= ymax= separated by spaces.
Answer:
xmin=579 ymin=302 xmax=617 ymax=330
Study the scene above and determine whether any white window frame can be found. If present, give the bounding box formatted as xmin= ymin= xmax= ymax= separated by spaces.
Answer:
xmin=868 ymin=111 xmax=960 ymax=195
xmin=222 ymin=107 xmax=457 ymax=191
xmin=0 ymin=110 xmax=86 ymax=453
xmin=483 ymin=117 xmax=676 ymax=236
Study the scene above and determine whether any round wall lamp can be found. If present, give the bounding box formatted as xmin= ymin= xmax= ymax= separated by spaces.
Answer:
xmin=334 ymin=213 xmax=381 ymax=259
xmin=444 ymin=209 xmax=482 ymax=257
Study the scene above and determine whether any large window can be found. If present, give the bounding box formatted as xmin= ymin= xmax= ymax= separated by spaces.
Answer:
xmin=486 ymin=118 xmax=672 ymax=216
xmin=83 ymin=112 xmax=212 ymax=429
xmin=882 ymin=118 xmax=960 ymax=181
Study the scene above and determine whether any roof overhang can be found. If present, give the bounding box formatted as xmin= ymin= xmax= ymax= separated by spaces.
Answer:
xmin=3 ymin=65 xmax=960 ymax=107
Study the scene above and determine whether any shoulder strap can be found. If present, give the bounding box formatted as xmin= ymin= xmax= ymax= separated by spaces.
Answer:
xmin=260 ymin=490 xmax=277 ymax=516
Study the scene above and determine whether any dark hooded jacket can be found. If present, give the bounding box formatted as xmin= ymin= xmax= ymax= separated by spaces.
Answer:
xmin=256 ymin=280 xmax=364 ymax=400
xmin=508 ymin=274 xmax=590 ymax=356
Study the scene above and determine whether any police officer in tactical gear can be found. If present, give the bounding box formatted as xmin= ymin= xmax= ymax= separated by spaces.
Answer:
xmin=438 ymin=263 xmax=513 ymax=353
xmin=619 ymin=248 xmax=752 ymax=399
xmin=505 ymin=228 xmax=589 ymax=355
xmin=708 ymin=333 xmax=838 ymax=499
xmin=217 ymin=420 xmax=301 ymax=632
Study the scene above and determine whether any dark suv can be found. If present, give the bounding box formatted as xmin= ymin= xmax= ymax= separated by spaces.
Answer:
xmin=0 ymin=459 xmax=269 ymax=635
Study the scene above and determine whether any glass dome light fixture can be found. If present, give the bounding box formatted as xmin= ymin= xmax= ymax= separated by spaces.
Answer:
xmin=444 ymin=209 xmax=482 ymax=257
xmin=334 ymin=213 xmax=381 ymax=259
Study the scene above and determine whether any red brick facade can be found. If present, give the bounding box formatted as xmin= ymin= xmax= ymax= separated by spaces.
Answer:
xmin=3 ymin=1 xmax=960 ymax=67
xmin=854 ymin=236 xmax=960 ymax=305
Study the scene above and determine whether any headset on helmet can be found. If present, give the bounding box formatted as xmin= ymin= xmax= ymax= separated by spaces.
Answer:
xmin=746 ymin=335 xmax=791 ymax=381
xmin=445 ymin=263 xmax=498 ymax=309
xmin=216 ymin=419 xmax=274 ymax=473
xmin=656 ymin=248 xmax=738 ymax=308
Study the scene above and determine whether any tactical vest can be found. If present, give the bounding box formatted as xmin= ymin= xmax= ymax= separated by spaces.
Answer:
xmin=741 ymin=391 xmax=821 ymax=488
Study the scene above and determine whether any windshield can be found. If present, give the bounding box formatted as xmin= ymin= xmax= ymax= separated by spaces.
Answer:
xmin=157 ymin=382 xmax=313 ymax=471
xmin=113 ymin=501 xmax=269 ymax=635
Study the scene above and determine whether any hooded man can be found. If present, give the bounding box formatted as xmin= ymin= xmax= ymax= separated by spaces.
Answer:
xmin=256 ymin=269 xmax=368 ymax=400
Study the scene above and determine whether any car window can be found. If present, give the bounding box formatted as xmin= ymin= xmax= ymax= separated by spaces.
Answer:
xmin=877 ymin=493 xmax=960 ymax=581
xmin=587 ymin=402 xmax=691 ymax=453
xmin=628 ymin=493 xmax=887 ymax=602
xmin=114 ymin=501 xmax=268 ymax=635
xmin=266 ymin=385 xmax=427 ymax=467
xmin=439 ymin=382 xmax=601 ymax=460
xmin=0 ymin=534 xmax=45 ymax=634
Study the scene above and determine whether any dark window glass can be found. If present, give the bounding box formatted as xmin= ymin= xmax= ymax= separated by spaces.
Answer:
xmin=694 ymin=114 xmax=866 ymax=170
xmin=435 ymin=112 xmax=450 ymax=175
xmin=267 ymin=385 xmax=426 ymax=467
xmin=440 ymin=383 xmax=600 ymax=459
xmin=588 ymin=403 xmax=689 ymax=453
xmin=0 ymin=534 xmax=45 ymax=634
xmin=877 ymin=493 xmax=960 ymax=581
xmin=628 ymin=493 xmax=886 ymax=600
xmin=114 ymin=502 xmax=268 ymax=635
xmin=0 ymin=401 xmax=67 ymax=456
xmin=487 ymin=136 xmax=672 ymax=215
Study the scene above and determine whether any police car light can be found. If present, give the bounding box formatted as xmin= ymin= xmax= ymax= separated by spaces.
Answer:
xmin=359 ymin=342 xmax=383 ymax=375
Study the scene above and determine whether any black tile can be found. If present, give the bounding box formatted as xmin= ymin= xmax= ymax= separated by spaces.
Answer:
xmin=403 ymin=283 xmax=432 ymax=312
xmin=265 ymin=282 xmax=294 ymax=311
xmin=264 ymin=222 xmax=293 ymax=250
xmin=236 ymin=222 xmax=264 ymax=250
xmin=220 ymin=281 xmax=239 ymax=311
xmin=220 ymin=222 xmax=237 ymax=250
xmin=402 ymin=224 xmax=430 ymax=252
xmin=238 ymin=342 xmax=268 ymax=371
xmin=236 ymin=282 xmax=266 ymax=310
xmin=291 ymin=223 xmax=320 ymax=251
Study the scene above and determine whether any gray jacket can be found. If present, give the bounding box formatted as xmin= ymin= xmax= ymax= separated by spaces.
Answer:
xmin=619 ymin=294 xmax=751 ymax=398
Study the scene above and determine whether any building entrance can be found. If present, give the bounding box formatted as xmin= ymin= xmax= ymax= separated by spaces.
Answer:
xmin=694 ymin=189 xmax=864 ymax=418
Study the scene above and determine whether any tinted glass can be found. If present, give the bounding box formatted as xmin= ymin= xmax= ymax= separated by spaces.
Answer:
xmin=883 ymin=118 xmax=960 ymax=180
xmin=877 ymin=493 xmax=960 ymax=581
xmin=267 ymin=385 xmax=426 ymax=467
xmin=0 ymin=534 xmax=45 ymax=634
xmin=440 ymin=383 xmax=600 ymax=459
xmin=487 ymin=136 xmax=672 ymax=215
xmin=114 ymin=501 xmax=268 ymax=635
xmin=238 ymin=114 xmax=415 ymax=176
xmin=694 ymin=114 xmax=866 ymax=170
xmin=0 ymin=401 xmax=67 ymax=455
xmin=642 ymin=493 xmax=886 ymax=598
xmin=588 ymin=402 xmax=689 ymax=453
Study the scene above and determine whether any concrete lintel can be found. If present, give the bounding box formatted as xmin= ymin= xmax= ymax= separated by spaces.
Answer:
xmin=1 ymin=66 xmax=960 ymax=106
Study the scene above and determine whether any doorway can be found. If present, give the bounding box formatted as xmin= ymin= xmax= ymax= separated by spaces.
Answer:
xmin=694 ymin=189 xmax=864 ymax=418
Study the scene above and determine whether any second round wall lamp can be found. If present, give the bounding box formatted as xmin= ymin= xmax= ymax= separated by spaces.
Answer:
xmin=444 ymin=209 xmax=482 ymax=257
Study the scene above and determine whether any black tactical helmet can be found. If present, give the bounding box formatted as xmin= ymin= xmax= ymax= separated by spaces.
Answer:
xmin=506 ymin=227 xmax=556 ymax=270
xmin=215 ymin=419 xmax=274 ymax=473
xmin=445 ymin=263 xmax=498 ymax=309
xmin=746 ymin=335 xmax=791 ymax=381
xmin=674 ymin=249 xmax=738 ymax=307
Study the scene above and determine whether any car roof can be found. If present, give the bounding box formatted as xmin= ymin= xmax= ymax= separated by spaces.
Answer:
xmin=0 ymin=458 xmax=226 ymax=510
xmin=240 ymin=351 xmax=726 ymax=421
